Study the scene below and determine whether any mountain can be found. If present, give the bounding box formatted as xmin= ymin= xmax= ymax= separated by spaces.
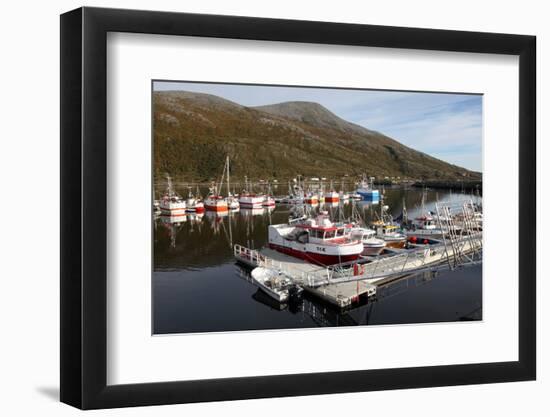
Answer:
xmin=153 ymin=91 xmax=480 ymax=182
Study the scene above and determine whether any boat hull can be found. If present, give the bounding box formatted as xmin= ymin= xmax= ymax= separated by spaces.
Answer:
xmin=268 ymin=243 xmax=361 ymax=266
xmin=357 ymin=190 xmax=380 ymax=201
xmin=384 ymin=239 xmax=406 ymax=249
xmin=204 ymin=204 xmax=228 ymax=212
xmin=362 ymin=244 xmax=385 ymax=256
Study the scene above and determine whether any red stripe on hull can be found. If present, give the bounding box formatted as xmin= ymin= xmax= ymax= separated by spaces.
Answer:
xmin=324 ymin=197 xmax=340 ymax=202
xmin=268 ymin=243 xmax=360 ymax=266
xmin=186 ymin=207 xmax=205 ymax=213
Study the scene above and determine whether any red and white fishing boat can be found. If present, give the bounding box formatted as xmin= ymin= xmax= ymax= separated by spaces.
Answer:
xmin=324 ymin=182 xmax=340 ymax=203
xmin=159 ymin=175 xmax=187 ymax=216
xmin=185 ymin=187 xmax=205 ymax=213
xmin=262 ymin=195 xmax=276 ymax=207
xmin=238 ymin=176 xmax=264 ymax=208
xmin=267 ymin=211 xmax=364 ymax=265
xmin=205 ymin=156 xmax=238 ymax=212
xmin=304 ymin=192 xmax=319 ymax=204
xmin=204 ymin=191 xmax=229 ymax=212
xmin=239 ymin=192 xmax=265 ymax=208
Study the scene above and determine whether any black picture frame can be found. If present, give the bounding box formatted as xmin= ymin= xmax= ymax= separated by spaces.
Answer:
xmin=60 ymin=6 xmax=536 ymax=410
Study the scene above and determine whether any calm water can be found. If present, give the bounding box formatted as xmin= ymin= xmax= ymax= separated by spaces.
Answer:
xmin=153 ymin=187 xmax=482 ymax=334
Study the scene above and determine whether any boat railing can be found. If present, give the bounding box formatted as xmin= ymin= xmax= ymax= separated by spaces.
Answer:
xmin=234 ymin=230 xmax=482 ymax=288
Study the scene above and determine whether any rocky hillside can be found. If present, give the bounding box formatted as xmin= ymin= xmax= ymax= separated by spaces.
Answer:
xmin=153 ymin=91 xmax=480 ymax=182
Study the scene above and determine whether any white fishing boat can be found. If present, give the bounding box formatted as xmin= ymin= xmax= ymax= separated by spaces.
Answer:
xmin=159 ymin=175 xmax=186 ymax=216
xmin=350 ymin=227 xmax=386 ymax=255
xmin=280 ymin=194 xmax=304 ymax=205
xmin=406 ymin=214 xmax=446 ymax=238
xmin=239 ymin=193 xmax=264 ymax=208
xmin=268 ymin=211 xmax=364 ymax=265
xmin=239 ymin=176 xmax=265 ymax=208
xmin=262 ymin=195 xmax=276 ymax=207
xmin=205 ymin=156 xmax=237 ymax=212
xmin=204 ymin=188 xmax=228 ymax=212
xmin=228 ymin=195 xmax=240 ymax=210
xmin=279 ymin=182 xmax=305 ymax=205
xmin=250 ymin=267 xmax=294 ymax=303
xmin=185 ymin=187 xmax=205 ymax=213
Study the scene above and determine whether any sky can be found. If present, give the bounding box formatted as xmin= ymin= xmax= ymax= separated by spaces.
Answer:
xmin=154 ymin=81 xmax=482 ymax=172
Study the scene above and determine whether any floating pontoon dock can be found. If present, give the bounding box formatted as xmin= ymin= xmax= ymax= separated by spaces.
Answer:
xmin=233 ymin=199 xmax=482 ymax=308
xmin=234 ymin=246 xmax=376 ymax=307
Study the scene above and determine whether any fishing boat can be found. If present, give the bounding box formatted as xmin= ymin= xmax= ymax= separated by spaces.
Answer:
xmin=350 ymin=227 xmax=386 ymax=255
xmin=204 ymin=187 xmax=228 ymax=212
xmin=159 ymin=175 xmax=187 ymax=216
xmin=279 ymin=181 xmax=305 ymax=205
xmin=356 ymin=175 xmax=380 ymax=201
xmin=250 ymin=267 xmax=299 ymax=303
xmin=339 ymin=180 xmax=350 ymax=200
xmin=280 ymin=194 xmax=304 ymax=205
xmin=185 ymin=187 xmax=205 ymax=213
xmin=371 ymin=202 xmax=407 ymax=248
xmin=239 ymin=193 xmax=264 ymax=208
xmin=267 ymin=211 xmax=364 ymax=265
xmin=324 ymin=192 xmax=340 ymax=203
xmin=304 ymin=192 xmax=319 ymax=204
xmin=371 ymin=221 xmax=407 ymax=248
xmin=262 ymin=195 xmax=276 ymax=207
xmin=205 ymin=156 xmax=237 ymax=212
xmin=405 ymin=214 xmax=446 ymax=238
xmin=340 ymin=191 xmax=351 ymax=200
xmin=324 ymin=182 xmax=340 ymax=203
xmin=239 ymin=176 xmax=265 ymax=208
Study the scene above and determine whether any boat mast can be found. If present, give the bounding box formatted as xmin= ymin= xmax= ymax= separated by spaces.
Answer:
xmin=226 ymin=155 xmax=231 ymax=197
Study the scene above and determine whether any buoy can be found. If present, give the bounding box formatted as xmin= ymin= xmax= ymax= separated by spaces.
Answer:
xmin=411 ymin=236 xmax=417 ymax=242
xmin=423 ymin=239 xmax=429 ymax=244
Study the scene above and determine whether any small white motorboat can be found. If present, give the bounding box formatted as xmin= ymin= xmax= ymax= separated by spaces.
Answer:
xmin=250 ymin=267 xmax=296 ymax=303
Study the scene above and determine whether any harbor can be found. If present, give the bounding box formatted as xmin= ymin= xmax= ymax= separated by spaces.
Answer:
xmin=153 ymin=178 xmax=482 ymax=333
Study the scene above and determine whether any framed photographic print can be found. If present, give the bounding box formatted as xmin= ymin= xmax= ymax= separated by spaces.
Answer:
xmin=60 ymin=6 xmax=536 ymax=409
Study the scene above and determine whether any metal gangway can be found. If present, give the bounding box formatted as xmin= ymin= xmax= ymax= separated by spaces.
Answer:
xmin=434 ymin=199 xmax=483 ymax=269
